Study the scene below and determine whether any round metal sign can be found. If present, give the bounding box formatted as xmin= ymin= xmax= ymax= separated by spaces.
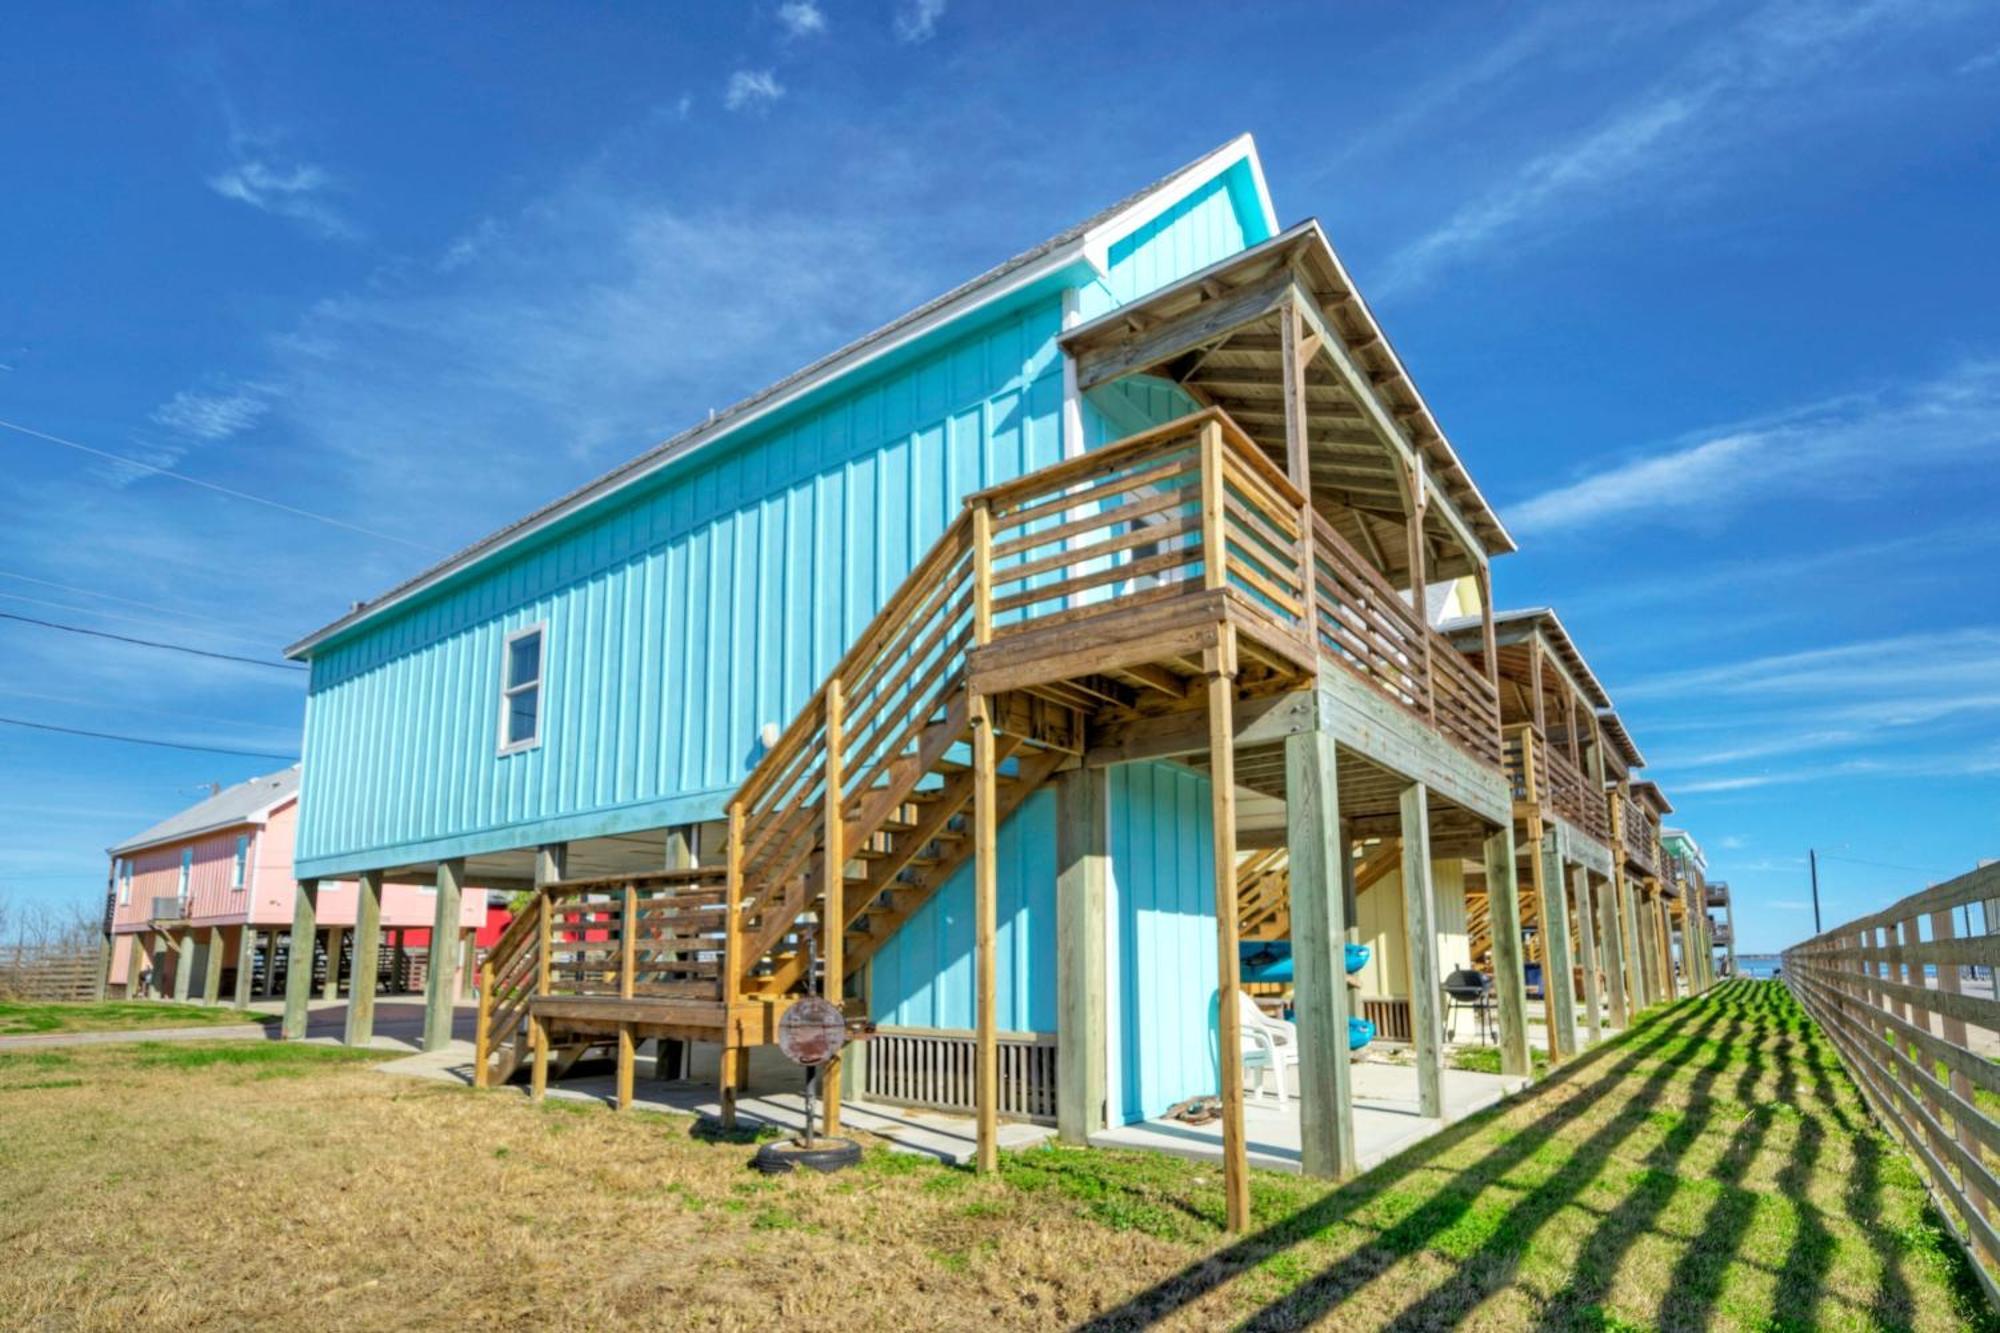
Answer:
xmin=778 ymin=996 xmax=847 ymax=1066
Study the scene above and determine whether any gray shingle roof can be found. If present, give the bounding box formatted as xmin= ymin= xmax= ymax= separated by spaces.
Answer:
xmin=107 ymin=765 xmax=298 ymax=857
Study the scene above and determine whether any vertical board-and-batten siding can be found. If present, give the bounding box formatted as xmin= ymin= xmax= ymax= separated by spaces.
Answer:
xmin=299 ymin=305 xmax=1064 ymax=871
xmin=1109 ymin=762 xmax=1218 ymax=1125
xmin=297 ymin=154 xmax=1265 ymax=877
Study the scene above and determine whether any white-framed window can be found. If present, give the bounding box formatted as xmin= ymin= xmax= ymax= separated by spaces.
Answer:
xmin=498 ymin=623 xmax=546 ymax=755
xmin=117 ymin=859 xmax=131 ymax=906
xmin=232 ymin=834 xmax=248 ymax=890
xmin=178 ymin=847 xmax=192 ymax=898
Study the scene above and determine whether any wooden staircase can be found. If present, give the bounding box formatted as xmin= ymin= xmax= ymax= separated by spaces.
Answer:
xmin=475 ymin=407 xmax=1322 ymax=1093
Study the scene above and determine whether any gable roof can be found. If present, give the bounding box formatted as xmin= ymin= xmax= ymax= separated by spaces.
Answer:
xmin=108 ymin=766 xmax=298 ymax=857
xmin=286 ymin=135 xmax=1278 ymax=661
xmin=1437 ymin=607 xmax=1612 ymax=710
xmin=1596 ymin=709 xmax=1646 ymax=771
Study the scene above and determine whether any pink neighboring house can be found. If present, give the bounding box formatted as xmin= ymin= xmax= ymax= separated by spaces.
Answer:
xmin=106 ymin=766 xmax=486 ymax=1003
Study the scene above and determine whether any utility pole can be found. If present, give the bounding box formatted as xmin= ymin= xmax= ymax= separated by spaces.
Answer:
xmin=1809 ymin=849 xmax=1822 ymax=935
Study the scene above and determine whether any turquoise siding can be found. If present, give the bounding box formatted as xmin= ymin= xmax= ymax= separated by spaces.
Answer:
xmin=296 ymin=151 xmax=1271 ymax=878
xmin=867 ymin=787 xmax=1056 ymax=1032
xmin=1107 ymin=762 xmax=1218 ymax=1124
xmin=867 ymin=757 xmax=1221 ymax=1124
xmin=299 ymin=301 xmax=1064 ymax=873
xmin=1079 ymin=157 xmax=1270 ymax=320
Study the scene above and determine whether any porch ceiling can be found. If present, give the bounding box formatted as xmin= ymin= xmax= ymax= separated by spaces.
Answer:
xmin=1061 ymin=220 xmax=1514 ymax=585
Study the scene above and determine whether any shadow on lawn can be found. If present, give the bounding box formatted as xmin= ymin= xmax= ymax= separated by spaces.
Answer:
xmin=1076 ymin=981 xmax=1967 ymax=1332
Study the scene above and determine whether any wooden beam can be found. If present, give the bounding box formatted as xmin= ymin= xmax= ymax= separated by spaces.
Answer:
xmin=322 ymin=927 xmax=344 ymax=1001
xmin=1540 ymin=830 xmax=1578 ymax=1061
xmin=822 ymin=677 xmax=846 ymax=1137
xmin=1486 ymin=825 xmax=1533 ymax=1079
xmin=202 ymin=924 xmax=225 ymax=1005
xmin=1055 ymin=765 xmax=1109 ymax=1146
xmin=1599 ymin=863 xmax=1631 ymax=1028
xmin=971 ymin=691 xmax=1000 ymax=1174
xmin=422 ymin=858 xmax=465 ymax=1052
xmin=1573 ymin=866 xmax=1604 ymax=1046
xmin=1399 ymin=783 xmax=1444 ymax=1119
xmin=1206 ymin=628 xmax=1252 ymax=1232
xmin=282 ymin=881 xmax=319 ymax=1040
xmin=1082 ymin=688 xmax=1313 ymax=768
xmin=171 ymin=929 xmax=193 ymax=1002
xmin=232 ymin=924 xmax=253 ymax=1008
xmin=1073 ymin=268 xmax=1292 ymax=391
xmin=530 ymin=845 xmax=564 ymax=1103
xmin=1288 ymin=726 xmax=1356 ymax=1177
xmin=344 ymin=871 xmax=383 ymax=1046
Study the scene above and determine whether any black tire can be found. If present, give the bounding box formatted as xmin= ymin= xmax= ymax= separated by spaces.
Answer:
xmin=750 ymin=1135 xmax=863 ymax=1175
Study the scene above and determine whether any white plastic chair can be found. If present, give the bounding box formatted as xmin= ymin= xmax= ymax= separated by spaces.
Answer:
xmin=1238 ymin=991 xmax=1300 ymax=1103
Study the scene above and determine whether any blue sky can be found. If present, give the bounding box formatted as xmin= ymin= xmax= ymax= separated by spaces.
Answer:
xmin=2 ymin=1 xmax=1996 ymax=952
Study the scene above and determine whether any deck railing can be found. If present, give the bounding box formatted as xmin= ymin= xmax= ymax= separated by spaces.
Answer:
xmin=1785 ymin=861 xmax=2000 ymax=1303
xmin=1618 ymin=791 xmax=1659 ymax=876
xmin=1502 ymin=725 xmax=1608 ymax=844
xmin=1312 ymin=513 xmax=1503 ymax=768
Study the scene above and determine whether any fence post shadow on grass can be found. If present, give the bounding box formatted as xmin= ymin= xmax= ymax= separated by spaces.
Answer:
xmin=1789 ymin=988 xmax=1918 ymax=1330
xmin=1643 ymin=987 xmax=1816 ymax=1330
xmin=1073 ymin=990 xmax=1733 ymax=1332
xmin=1353 ymin=983 xmax=1755 ymax=1332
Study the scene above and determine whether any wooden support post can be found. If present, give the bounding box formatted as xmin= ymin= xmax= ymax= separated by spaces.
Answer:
xmin=233 ymin=925 xmax=253 ymax=1008
xmin=282 ymin=881 xmax=319 ymax=1040
xmin=474 ymin=954 xmax=495 ymax=1089
xmin=1205 ymin=629 xmax=1251 ymax=1232
xmin=971 ymin=690 xmax=1000 ymax=1174
xmin=1540 ymin=832 xmax=1577 ymax=1062
xmin=1281 ymin=299 xmax=1319 ymax=651
xmin=344 ymin=871 xmax=384 ymax=1047
xmin=1485 ymin=825 xmax=1533 ymax=1080
xmin=1573 ymin=866 xmax=1604 ymax=1045
xmin=530 ymin=844 xmax=563 ymax=1104
xmin=423 ymin=858 xmax=466 ymax=1051
xmin=171 ymin=930 xmax=193 ymax=1002
xmin=720 ymin=810 xmax=743 ymax=1126
xmin=202 ymin=925 xmax=225 ymax=1005
xmin=323 ymin=926 xmax=345 ymax=1001
xmin=1055 ymin=765 xmax=1109 ymax=1146
xmin=1289 ymin=726 xmax=1357 ymax=1177
xmin=95 ymin=934 xmax=110 ymax=1002
xmin=1400 ymin=782 xmax=1445 ymax=1119
xmin=616 ymin=882 xmax=637 ymax=1110
xmin=822 ymin=677 xmax=846 ymax=1137
xmin=460 ymin=928 xmax=477 ymax=1000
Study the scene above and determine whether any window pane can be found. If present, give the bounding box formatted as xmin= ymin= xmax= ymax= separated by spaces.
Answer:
xmin=508 ymin=632 xmax=541 ymax=689
xmin=507 ymin=685 xmax=539 ymax=745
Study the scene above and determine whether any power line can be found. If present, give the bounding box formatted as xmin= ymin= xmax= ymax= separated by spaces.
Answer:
xmin=0 ymin=415 xmax=438 ymax=553
xmin=0 ymin=610 xmax=304 ymax=672
xmin=0 ymin=716 xmax=297 ymax=761
xmin=0 ymin=568 xmax=266 ymax=636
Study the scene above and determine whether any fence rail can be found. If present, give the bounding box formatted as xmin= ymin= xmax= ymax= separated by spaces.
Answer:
xmin=0 ymin=947 xmax=101 ymax=1001
xmin=1785 ymin=860 xmax=2000 ymax=1306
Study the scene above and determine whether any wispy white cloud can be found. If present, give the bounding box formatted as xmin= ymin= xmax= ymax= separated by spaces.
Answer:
xmin=150 ymin=385 xmax=271 ymax=442
xmin=724 ymin=69 xmax=784 ymax=113
xmin=208 ymin=157 xmax=356 ymax=240
xmin=777 ymin=1 xmax=827 ymax=39
xmin=1957 ymin=41 xmax=2000 ymax=74
xmin=1506 ymin=360 xmax=2000 ymax=536
xmin=1380 ymin=0 xmax=1965 ymax=293
xmin=895 ymin=0 xmax=946 ymax=43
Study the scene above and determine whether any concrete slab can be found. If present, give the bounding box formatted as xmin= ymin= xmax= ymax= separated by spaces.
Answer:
xmin=1090 ymin=1061 xmax=1525 ymax=1175
xmin=375 ymin=1046 xmax=1056 ymax=1165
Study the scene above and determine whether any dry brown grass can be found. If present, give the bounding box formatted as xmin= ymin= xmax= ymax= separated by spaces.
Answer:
xmin=0 ymin=983 xmax=1988 ymax=1331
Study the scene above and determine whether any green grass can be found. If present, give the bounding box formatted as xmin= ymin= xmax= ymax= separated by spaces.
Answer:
xmin=995 ymin=981 xmax=2000 ymax=1330
xmin=1449 ymin=1043 xmax=1552 ymax=1077
xmin=0 ymin=1000 xmax=274 ymax=1036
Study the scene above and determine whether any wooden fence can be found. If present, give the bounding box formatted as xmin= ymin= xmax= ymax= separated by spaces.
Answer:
xmin=0 ymin=946 xmax=102 ymax=1001
xmin=1784 ymin=860 xmax=2000 ymax=1306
